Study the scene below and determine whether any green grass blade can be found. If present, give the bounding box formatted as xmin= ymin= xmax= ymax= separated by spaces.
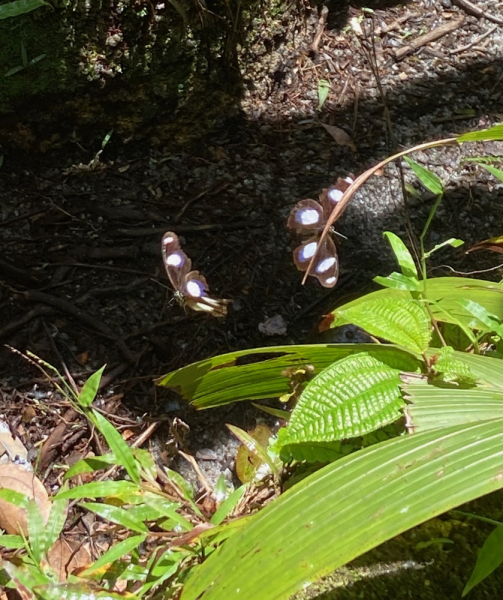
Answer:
xmin=81 ymin=534 xmax=147 ymax=576
xmin=26 ymin=500 xmax=46 ymax=563
xmin=403 ymin=156 xmax=444 ymax=195
xmin=80 ymin=502 xmax=149 ymax=533
xmin=180 ymin=418 xmax=503 ymax=600
xmin=77 ymin=366 xmax=106 ymax=408
xmin=55 ymin=480 xmax=140 ymax=500
xmin=211 ymin=485 xmax=248 ymax=526
xmin=458 ymin=124 xmax=503 ymax=142
xmin=64 ymin=453 xmax=118 ymax=480
xmin=91 ymin=410 xmax=140 ymax=485
xmin=463 ymin=524 xmax=503 ymax=595
xmin=0 ymin=534 xmax=24 ymax=549
xmin=45 ymin=494 xmax=68 ymax=550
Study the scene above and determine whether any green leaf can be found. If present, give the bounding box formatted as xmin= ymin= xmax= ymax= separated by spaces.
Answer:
xmin=77 ymin=366 xmax=106 ymax=408
xmin=81 ymin=534 xmax=147 ymax=576
xmin=424 ymin=237 xmax=464 ymax=259
xmin=0 ymin=488 xmax=30 ymax=508
xmin=4 ymin=65 xmax=24 ymax=77
xmin=0 ymin=0 xmax=48 ymax=19
xmin=55 ymin=480 xmax=140 ymax=500
xmin=0 ymin=534 xmax=25 ymax=549
xmin=211 ymin=486 xmax=248 ymax=526
xmin=331 ymin=277 xmax=503 ymax=334
xmin=180 ymin=418 xmax=503 ymax=600
xmin=91 ymin=410 xmax=140 ymax=485
xmin=64 ymin=454 xmax=118 ymax=480
xmin=374 ymin=273 xmax=420 ymax=291
xmin=278 ymin=440 xmax=344 ymax=463
xmin=432 ymin=346 xmax=476 ymax=384
xmin=335 ymin=297 xmax=431 ymax=353
xmin=27 ymin=500 xmax=46 ymax=563
xmin=403 ymin=156 xmax=444 ymax=195
xmin=458 ymin=299 xmax=503 ymax=335
xmin=251 ymin=402 xmax=291 ymax=420
xmin=20 ymin=43 xmax=28 ymax=68
xmin=80 ymin=502 xmax=149 ymax=533
xmin=317 ymin=79 xmax=330 ymax=111
xmin=383 ymin=232 xmax=418 ymax=278
xmin=463 ymin=524 xmax=503 ymax=595
xmin=156 ymin=345 xmax=421 ymax=409
xmin=132 ymin=448 xmax=157 ymax=482
xmin=278 ymin=353 xmax=404 ymax=448
xmin=457 ymin=125 xmax=503 ymax=142
xmin=45 ymin=494 xmax=68 ymax=550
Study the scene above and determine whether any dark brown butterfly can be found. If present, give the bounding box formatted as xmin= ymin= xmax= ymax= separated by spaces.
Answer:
xmin=161 ymin=232 xmax=231 ymax=317
xmin=287 ymin=177 xmax=353 ymax=287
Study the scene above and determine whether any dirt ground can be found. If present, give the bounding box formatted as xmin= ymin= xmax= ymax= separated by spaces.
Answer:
xmin=2 ymin=0 xmax=503 ymax=597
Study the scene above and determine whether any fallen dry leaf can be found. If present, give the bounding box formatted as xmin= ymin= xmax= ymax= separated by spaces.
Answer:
xmin=0 ymin=420 xmax=28 ymax=465
xmin=48 ymin=538 xmax=91 ymax=582
xmin=0 ymin=464 xmax=51 ymax=535
xmin=320 ymin=122 xmax=357 ymax=152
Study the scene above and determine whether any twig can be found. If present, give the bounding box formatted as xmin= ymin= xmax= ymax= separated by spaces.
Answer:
xmin=449 ymin=24 xmax=498 ymax=54
xmin=394 ymin=17 xmax=465 ymax=60
xmin=311 ymin=6 xmax=329 ymax=56
xmin=452 ymin=0 xmax=503 ymax=25
xmin=178 ymin=450 xmax=214 ymax=496
xmin=174 ymin=182 xmax=229 ymax=223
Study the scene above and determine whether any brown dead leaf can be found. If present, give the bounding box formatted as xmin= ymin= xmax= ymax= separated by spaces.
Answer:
xmin=0 ymin=420 xmax=28 ymax=465
xmin=21 ymin=407 xmax=36 ymax=424
xmin=0 ymin=464 xmax=51 ymax=535
xmin=48 ymin=538 xmax=91 ymax=582
xmin=320 ymin=123 xmax=357 ymax=152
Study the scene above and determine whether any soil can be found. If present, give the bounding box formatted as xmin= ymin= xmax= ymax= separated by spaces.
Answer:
xmin=2 ymin=0 xmax=503 ymax=597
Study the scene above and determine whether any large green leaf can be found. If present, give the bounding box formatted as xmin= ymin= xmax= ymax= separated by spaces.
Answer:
xmin=335 ymin=297 xmax=431 ymax=353
xmin=279 ymin=353 xmax=404 ymax=448
xmin=0 ymin=0 xmax=48 ymax=19
xmin=156 ymin=344 xmax=421 ymax=409
xmin=180 ymin=418 xmax=503 ymax=600
xmin=404 ymin=384 xmax=503 ymax=433
xmin=331 ymin=277 xmax=503 ymax=331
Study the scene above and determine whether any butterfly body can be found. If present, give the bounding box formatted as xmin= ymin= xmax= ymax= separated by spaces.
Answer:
xmin=287 ymin=177 xmax=352 ymax=288
xmin=162 ymin=232 xmax=230 ymax=317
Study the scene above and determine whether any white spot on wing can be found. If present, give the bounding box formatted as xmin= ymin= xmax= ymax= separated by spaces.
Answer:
xmin=297 ymin=208 xmax=320 ymax=226
xmin=316 ymin=257 xmax=336 ymax=273
xmin=186 ymin=279 xmax=204 ymax=297
xmin=164 ymin=236 xmax=175 ymax=244
xmin=166 ymin=252 xmax=184 ymax=267
xmin=325 ymin=276 xmax=336 ymax=286
xmin=300 ymin=241 xmax=318 ymax=261
xmin=328 ymin=188 xmax=343 ymax=203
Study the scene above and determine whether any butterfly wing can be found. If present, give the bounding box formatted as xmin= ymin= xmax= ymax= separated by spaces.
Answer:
xmin=293 ymin=235 xmax=339 ymax=288
xmin=161 ymin=231 xmax=192 ymax=293
xmin=320 ymin=176 xmax=353 ymax=220
xmin=183 ymin=271 xmax=230 ymax=317
xmin=287 ymin=199 xmax=325 ymax=235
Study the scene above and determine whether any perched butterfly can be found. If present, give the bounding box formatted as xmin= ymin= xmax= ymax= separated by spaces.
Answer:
xmin=287 ymin=177 xmax=353 ymax=288
xmin=161 ymin=231 xmax=231 ymax=317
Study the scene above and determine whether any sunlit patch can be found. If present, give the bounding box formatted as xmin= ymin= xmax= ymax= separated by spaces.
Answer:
xmin=328 ymin=188 xmax=343 ymax=203
xmin=166 ymin=252 xmax=184 ymax=267
xmin=299 ymin=241 xmax=318 ymax=261
xmin=297 ymin=208 xmax=320 ymax=226
xmin=186 ymin=279 xmax=204 ymax=297
xmin=316 ymin=257 xmax=336 ymax=273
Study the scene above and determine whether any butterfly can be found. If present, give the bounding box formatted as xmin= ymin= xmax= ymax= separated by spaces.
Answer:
xmin=287 ymin=177 xmax=353 ymax=288
xmin=161 ymin=231 xmax=231 ymax=317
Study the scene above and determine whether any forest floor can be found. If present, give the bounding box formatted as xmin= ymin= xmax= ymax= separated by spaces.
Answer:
xmin=2 ymin=0 xmax=503 ymax=598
